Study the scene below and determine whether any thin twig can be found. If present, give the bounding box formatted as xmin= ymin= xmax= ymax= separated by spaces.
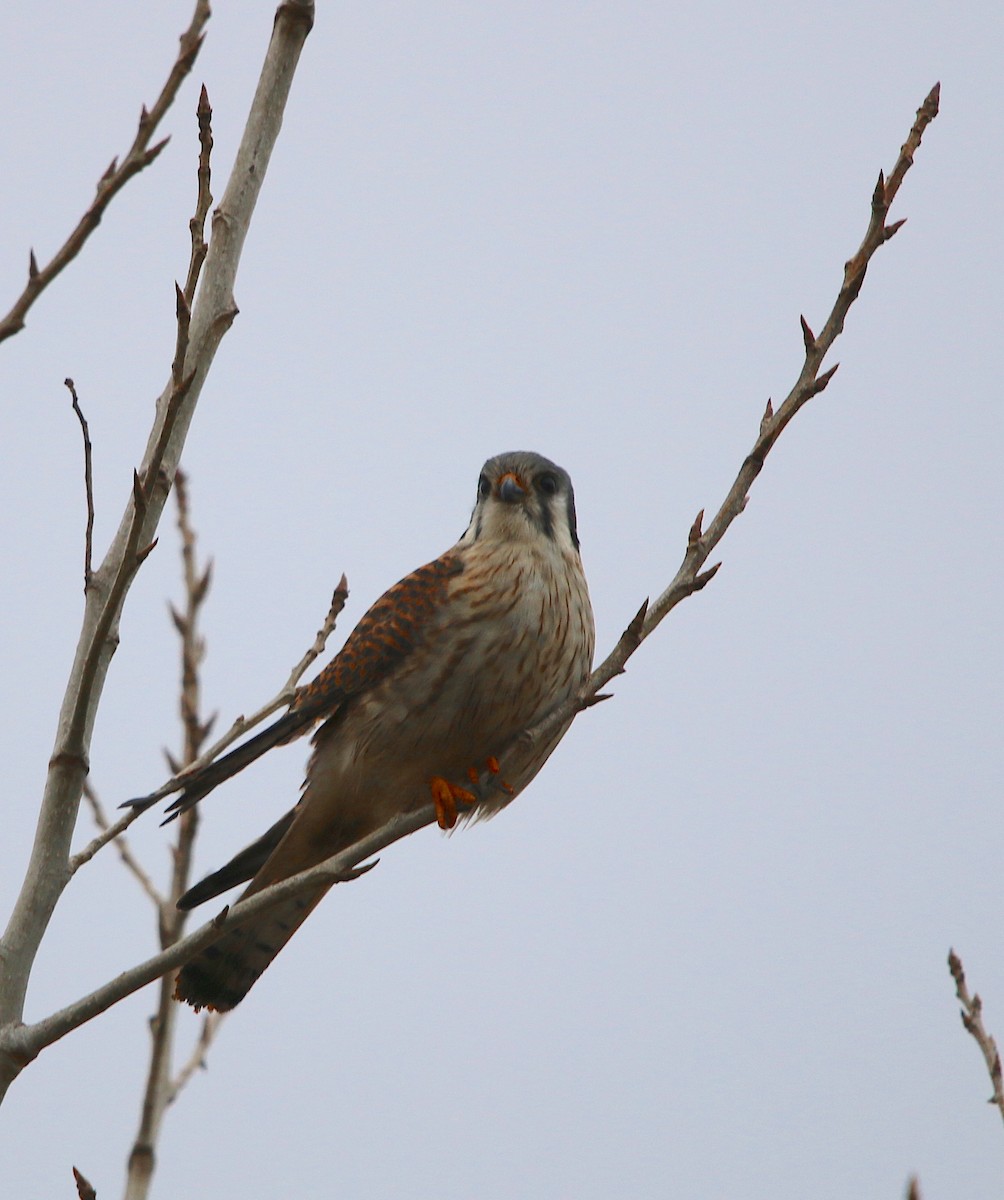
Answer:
xmin=131 ymin=576 xmax=348 ymax=813
xmin=69 ymin=803 xmax=145 ymax=875
xmin=64 ymin=379 xmax=95 ymax=590
xmin=487 ymin=84 xmax=942 ymax=782
xmin=124 ymin=471 xmax=216 ymax=1200
xmin=0 ymin=0 xmax=211 ymax=345
xmin=81 ymin=781 xmax=162 ymax=907
xmin=284 ymin=576 xmax=350 ymax=692
xmin=948 ymin=950 xmax=1004 ymax=1126
xmin=165 ymin=1012 xmax=222 ymax=1105
xmin=183 ymin=86 xmax=214 ymax=307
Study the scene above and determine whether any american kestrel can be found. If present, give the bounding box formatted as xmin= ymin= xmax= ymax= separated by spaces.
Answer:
xmin=172 ymin=451 xmax=595 ymax=1011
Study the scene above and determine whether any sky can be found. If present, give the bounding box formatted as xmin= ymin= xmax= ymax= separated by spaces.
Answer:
xmin=1 ymin=2 xmax=1003 ymax=1197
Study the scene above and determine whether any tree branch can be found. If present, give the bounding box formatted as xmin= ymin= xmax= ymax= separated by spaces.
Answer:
xmin=124 ymin=471 xmax=214 ymax=1200
xmin=7 ymin=824 xmax=392 ymax=1058
xmin=72 ymin=1166 xmax=97 ymax=1200
xmin=64 ymin=379 xmax=95 ymax=590
xmin=0 ymin=0 xmax=316 ymax=1100
xmin=165 ymin=1011 xmax=222 ymax=1106
xmin=129 ymin=575 xmax=348 ymax=815
xmin=0 ymin=0 xmax=211 ymax=345
xmin=488 ymin=83 xmax=941 ymax=785
xmin=948 ymin=950 xmax=1004 ymax=1126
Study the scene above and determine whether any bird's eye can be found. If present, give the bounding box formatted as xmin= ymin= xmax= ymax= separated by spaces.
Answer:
xmin=477 ymin=474 xmax=491 ymax=499
xmin=537 ymin=473 xmax=559 ymax=496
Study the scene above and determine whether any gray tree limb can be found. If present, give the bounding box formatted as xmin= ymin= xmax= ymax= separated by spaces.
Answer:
xmin=0 ymin=0 xmax=316 ymax=1102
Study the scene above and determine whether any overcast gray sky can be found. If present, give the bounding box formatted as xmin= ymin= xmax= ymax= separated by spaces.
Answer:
xmin=2 ymin=2 xmax=1003 ymax=1197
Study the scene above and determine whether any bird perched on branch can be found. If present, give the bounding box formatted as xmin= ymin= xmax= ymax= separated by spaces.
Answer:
xmin=172 ymin=451 xmax=595 ymax=1011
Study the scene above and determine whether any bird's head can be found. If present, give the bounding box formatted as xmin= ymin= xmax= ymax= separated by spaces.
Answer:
xmin=461 ymin=451 xmax=581 ymax=553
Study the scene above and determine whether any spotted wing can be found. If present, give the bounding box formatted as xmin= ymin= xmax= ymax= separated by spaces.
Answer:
xmin=291 ymin=552 xmax=463 ymax=714
xmin=156 ymin=551 xmax=464 ymax=818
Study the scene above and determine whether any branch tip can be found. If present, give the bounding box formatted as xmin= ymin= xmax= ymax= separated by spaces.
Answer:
xmin=72 ymin=1166 xmax=97 ymax=1200
xmin=872 ymin=169 xmax=887 ymax=210
xmin=175 ymin=280 xmax=192 ymax=322
xmin=1 ymin=0 xmax=211 ymax=345
xmin=799 ymin=314 xmax=815 ymax=351
xmin=813 ymin=363 xmax=840 ymax=394
xmin=623 ymin=598 xmax=649 ymax=645
xmin=688 ymin=509 xmax=704 ymax=547
xmin=345 ymin=858 xmax=380 ymax=882
xmin=28 ymin=248 xmax=39 ymax=279
xmin=136 ymin=537 xmax=159 ymax=565
xmin=884 ymin=218 xmax=907 ymax=242
xmin=195 ymin=561 xmax=213 ymax=604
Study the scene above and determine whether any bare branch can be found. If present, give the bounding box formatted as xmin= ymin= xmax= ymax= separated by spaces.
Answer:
xmin=124 ymin=469 xmax=217 ymax=1200
xmin=183 ymin=85 xmax=215 ymax=307
xmin=0 ymin=0 xmax=212 ymax=345
xmin=0 ymin=0 xmax=316 ymax=1098
xmin=948 ymin=950 xmax=1004 ymax=1125
xmin=486 ymin=83 xmax=941 ymax=775
xmin=165 ymin=1011 xmax=222 ymax=1105
xmin=283 ymin=575 xmax=351 ymax=692
xmin=9 ymin=817 xmax=404 ymax=1057
xmin=129 ymin=575 xmax=348 ymax=814
xmin=69 ymin=799 xmax=145 ymax=874
xmin=64 ymin=379 xmax=95 ymax=590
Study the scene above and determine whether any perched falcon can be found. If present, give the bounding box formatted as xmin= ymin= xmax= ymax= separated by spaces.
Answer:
xmin=172 ymin=451 xmax=595 ymax=1011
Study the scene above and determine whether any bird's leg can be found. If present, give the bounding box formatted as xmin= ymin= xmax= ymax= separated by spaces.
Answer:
xmin=429 ymin=777 xmax=477 ymax=830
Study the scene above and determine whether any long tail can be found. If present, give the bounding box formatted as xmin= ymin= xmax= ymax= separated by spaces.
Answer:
xmin=174 ymin=883 xmax=330 ymax=1011
xmin=174 ymin=807 xmax=316 ymax=1011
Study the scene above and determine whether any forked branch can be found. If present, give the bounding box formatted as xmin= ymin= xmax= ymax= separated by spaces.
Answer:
xmin=0 ymin=0 xmax=211 ymax=345
xmin=509 ymin=83 xmax=941 ymax=767
xmin=0 ymin=0 xmax=317 ymax=1100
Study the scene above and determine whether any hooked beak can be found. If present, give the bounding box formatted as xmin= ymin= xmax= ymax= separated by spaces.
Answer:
xmin=497 ymin=472 xmax=526 ymax=503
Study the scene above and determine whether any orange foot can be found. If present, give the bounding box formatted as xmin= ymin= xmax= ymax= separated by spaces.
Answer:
xmin=486 ymin=755 xmax=515 ymax=795
xmin=465 ymin=756 xmax=515 ymax=795
xmin=430 ymin=776 xmax=477 ymax=830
